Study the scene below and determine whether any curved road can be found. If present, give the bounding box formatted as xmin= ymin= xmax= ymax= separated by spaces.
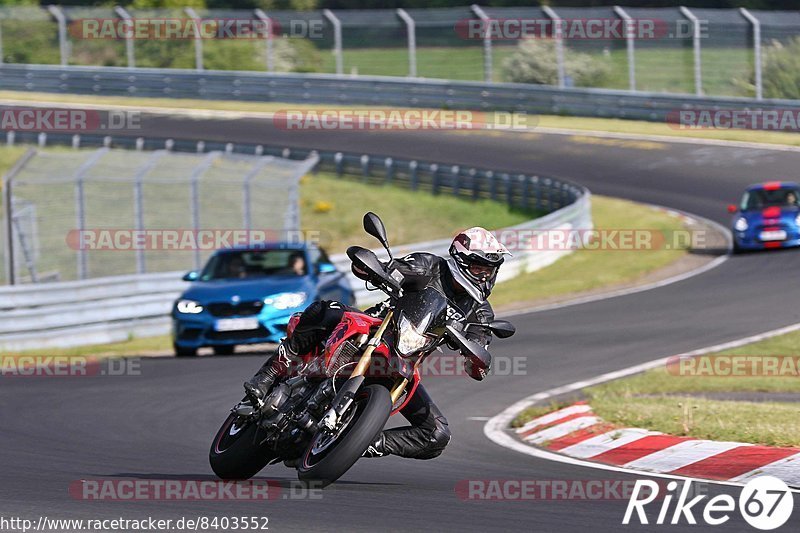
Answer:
xmin=2 ymin=112 xmax=799 ymax=532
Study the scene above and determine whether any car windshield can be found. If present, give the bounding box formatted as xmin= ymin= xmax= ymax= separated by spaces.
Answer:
xmin=199 ymin=250 xmax=307 ymax=280
xmin=740 ymin=188 xmax=800 ymax=211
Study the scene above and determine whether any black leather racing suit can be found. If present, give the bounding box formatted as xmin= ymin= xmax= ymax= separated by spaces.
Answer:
xmin=284 ymin=252 xmax=494 ymax=460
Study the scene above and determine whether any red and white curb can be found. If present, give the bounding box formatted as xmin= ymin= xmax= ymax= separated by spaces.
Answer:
xmin=517 ymin=401 xmax=800 ymax=488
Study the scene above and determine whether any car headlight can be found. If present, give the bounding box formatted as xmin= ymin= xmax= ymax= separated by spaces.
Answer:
xmin=264 ymin=292 xmax=307 ymax=310
xmin=176 ymin=299 xmax=203 ymax=314
xmin=396 ymin=315 xmax=429 ymax=356
xmin=734 ymin=217 xmax=748 ymax=232
xmin=795 ymin=213 xmax=800 ymax=226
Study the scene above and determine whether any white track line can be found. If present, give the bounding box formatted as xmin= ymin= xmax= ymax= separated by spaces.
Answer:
xmin=484 ymin=321 xmax=800 ymax=492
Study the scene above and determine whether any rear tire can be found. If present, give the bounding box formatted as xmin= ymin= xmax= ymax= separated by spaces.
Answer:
xmin=297 ymin=384 xmax=391 ymax=487
xmin=173 ymin=343 xmax=197 ymax=357
xmin=209 ymin=412 xmax=278 ymax=480
xmin=213 ymin=345 xmax=236 ymax=356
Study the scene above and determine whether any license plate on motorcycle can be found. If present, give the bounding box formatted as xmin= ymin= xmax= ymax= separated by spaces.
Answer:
xmin=214 ymin=318 xmax=260 ymax=332
xmin=759 ymin=230 xmax=786 ymax=242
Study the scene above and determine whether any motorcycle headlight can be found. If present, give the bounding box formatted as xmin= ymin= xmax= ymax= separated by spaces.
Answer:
xmin=264 ymin=292 xmax=307 ymax=310
xmin=176 ymin=299 xmax=203 ymax=314
xmin=734 ymin=217 xmax=748 ymax=232
xmin=396 ymin=315 xmax=429 ymax=356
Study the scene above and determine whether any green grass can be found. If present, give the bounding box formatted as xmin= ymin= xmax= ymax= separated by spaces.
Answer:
xmin=514 ymin=327 xmax=800 ymax=446
xmin=300 ymin=172 xmax=537 ymax=254
xmin=489 ymin=195 xmax=687 ymax=308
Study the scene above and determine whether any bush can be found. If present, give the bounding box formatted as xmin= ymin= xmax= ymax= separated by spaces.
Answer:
xmin=501 ymin=39 xmax=610 ymax=88
xmin=759 ymin=38 xmax=800 ymax=100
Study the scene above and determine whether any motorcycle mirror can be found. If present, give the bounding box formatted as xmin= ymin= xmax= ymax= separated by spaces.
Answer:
xmin=346 ymin=245 xmax=400 ymax=290
xmin=446 ymin=324 xmax=491 ymax=370
xmin=489 ymin=320 xmax=516 ymax=339
xmin=363 ymin=212 xmax=392 ymax=259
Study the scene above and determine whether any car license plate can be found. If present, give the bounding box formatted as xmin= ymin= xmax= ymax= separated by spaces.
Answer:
xmin=759 ymin=230 xmax=787 ymax=241
xmin=214 ymin=318 xmax=260 ymax=332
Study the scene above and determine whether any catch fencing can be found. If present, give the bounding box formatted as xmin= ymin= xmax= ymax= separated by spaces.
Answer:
xmin=1 ymin=146 xmax=312 ymax=284
xmin=1 ymin=5 xmax=799 ymax=99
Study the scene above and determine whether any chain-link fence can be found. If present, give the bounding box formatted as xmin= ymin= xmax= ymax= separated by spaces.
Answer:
xmin=0 ymin=6 xmax=799 ymax=98
xmin=1 ymin=147 xmax=314 ymax=284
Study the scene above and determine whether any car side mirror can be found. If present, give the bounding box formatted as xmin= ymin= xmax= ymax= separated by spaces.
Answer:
xmin=727 ymin=204 xmax=738 ymax=214
xmin=182 ymin=271 xmax=199 ymax=282
xmin=318 ymin=262 xmax=337 ymax=274
xmin=489 ymin=320 xmax=516 ymax=339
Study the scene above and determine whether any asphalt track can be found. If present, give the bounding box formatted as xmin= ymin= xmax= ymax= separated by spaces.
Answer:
xmin=2 ymin=111 xmax=800 ymax=532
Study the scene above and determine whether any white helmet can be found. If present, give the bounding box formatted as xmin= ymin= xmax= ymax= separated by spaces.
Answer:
xmin=447 ymin=227 xmax=510 ymax=301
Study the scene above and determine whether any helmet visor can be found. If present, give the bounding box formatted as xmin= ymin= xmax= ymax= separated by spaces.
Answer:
xmin=467 ymin=262 xmax=497 ymax=282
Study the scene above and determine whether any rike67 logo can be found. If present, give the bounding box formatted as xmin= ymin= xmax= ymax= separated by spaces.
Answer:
xmin=623 ymin=476 xmax=794 ymax=530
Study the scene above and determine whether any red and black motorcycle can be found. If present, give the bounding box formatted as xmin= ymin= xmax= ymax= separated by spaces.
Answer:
xmin=209 ymin=213 xmax=515 ymax=486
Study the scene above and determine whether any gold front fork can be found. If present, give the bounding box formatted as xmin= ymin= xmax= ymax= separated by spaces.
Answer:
xmin=349 ymin=310 xmax=393 ymax=378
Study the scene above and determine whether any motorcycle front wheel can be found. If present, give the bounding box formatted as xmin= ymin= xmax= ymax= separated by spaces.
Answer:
xmin=297 ymin=384 xmax=391 ymax=487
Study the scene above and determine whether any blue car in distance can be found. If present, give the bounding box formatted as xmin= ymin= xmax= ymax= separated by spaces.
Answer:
xmin=729 ymin=181 xmax=800 ymax=252
xmin=172 ymin=243 xmax=354 ymax=356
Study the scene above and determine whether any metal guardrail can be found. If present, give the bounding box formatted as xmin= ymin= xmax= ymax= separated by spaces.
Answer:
xmin=0 ymin=64 xmax=795 ymax=126
xmin=0 ymin=131 xmax=590 ymax=352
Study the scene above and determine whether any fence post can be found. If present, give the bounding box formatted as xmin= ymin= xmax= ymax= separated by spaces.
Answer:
xmin=740 ymin=8 xmax=762 ymax=100
xmin=533 ymin=176 xmax=542 ymax=210
xmin=360 ymin=154 xmax=370 ymax=181
xmin=323 ymin=10 xmax=343 ymax=76
xmin=451 ymin=165 xmax=460 ymax=197
xmin=189 ymin=152 xmax=219 ymax=270
xmin=73 ymin=148 xmax=109 ymax=280
xmin=680 ymin=7 xmax=702 ymax=96
xmin=254 ymin=9 xmax=274 ymax=72
xmin=614 ymin=6 xmax=636 ymax=92
xmin=132 ymin=150 xmax=166 ymax=275
xmin=114 ymin=6 xmax=136 ymax=68
xmin=409 ymin=160 xmax=418 ymax=190
xmin=430 ymin=163 xmax=439 ymax=195
xmin=185 ymin=7 xmax=204 ymax=71
xmin=2 ymin=148 xmax=36 ymax=285
xmin=504 ymin=174 xmax=513 ymax=207
xmin=396 ymin=9 xmax=417 ymax=77
xmin=470 ymin=169 xmax=479 ymax=200
xmin=384 ymin=157 xmax=394 ymax=184
xmin=542 ymin=6 xmax=565 ymax=88
xmin=334 ymin=152 xmax=344 ymax=176
xmin=47 ymin=5 xmax=69 ymax=66
xmin=0 ymin=18 xmax=4 ymax=66
xmin=471 ymin=5 xmax=493 ymax=83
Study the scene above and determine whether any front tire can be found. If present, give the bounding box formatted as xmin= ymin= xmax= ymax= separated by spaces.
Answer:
xmin=213 ymin=345 xmax=236 ymax=356
xmin=297 ymin=384 xmax=391 ymax=487
xmin=173 ymin=343 xmax=197 ymax=357
xmin=209 ymin=412 xmax=278 ymax=480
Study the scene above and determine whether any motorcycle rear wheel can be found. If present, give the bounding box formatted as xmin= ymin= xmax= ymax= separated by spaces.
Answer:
xmin=297 ymin=384 xmax=391 ymax=487
xmin=209 ymin=411 xmax=278 ymax=480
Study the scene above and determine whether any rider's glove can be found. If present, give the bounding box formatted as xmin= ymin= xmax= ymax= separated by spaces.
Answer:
xmin=464 ymin=358 xmax=489 ymax=381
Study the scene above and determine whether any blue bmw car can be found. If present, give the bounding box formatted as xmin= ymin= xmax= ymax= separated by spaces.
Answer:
xmin=172 ymin=243 xmax=354 ymax=356
xmin=729 ymin=181 xmax=800 ymax=252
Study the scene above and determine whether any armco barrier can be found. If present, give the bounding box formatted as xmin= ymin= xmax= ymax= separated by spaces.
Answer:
xmin=1 ymin=64 xmax=797 ymax=126
xmin=0 ymin=133 xmax=590 ymax=351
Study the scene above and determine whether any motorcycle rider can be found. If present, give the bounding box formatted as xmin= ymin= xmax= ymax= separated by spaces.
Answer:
xmin=244 ymin=227 xmax=510 ymax=460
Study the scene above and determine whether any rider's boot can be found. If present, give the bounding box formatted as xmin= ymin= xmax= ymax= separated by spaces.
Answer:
xmin=243 ymin=339 xmax=302 ymax=404
xmin=361 ymin=433 xmax=387 ymax=458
